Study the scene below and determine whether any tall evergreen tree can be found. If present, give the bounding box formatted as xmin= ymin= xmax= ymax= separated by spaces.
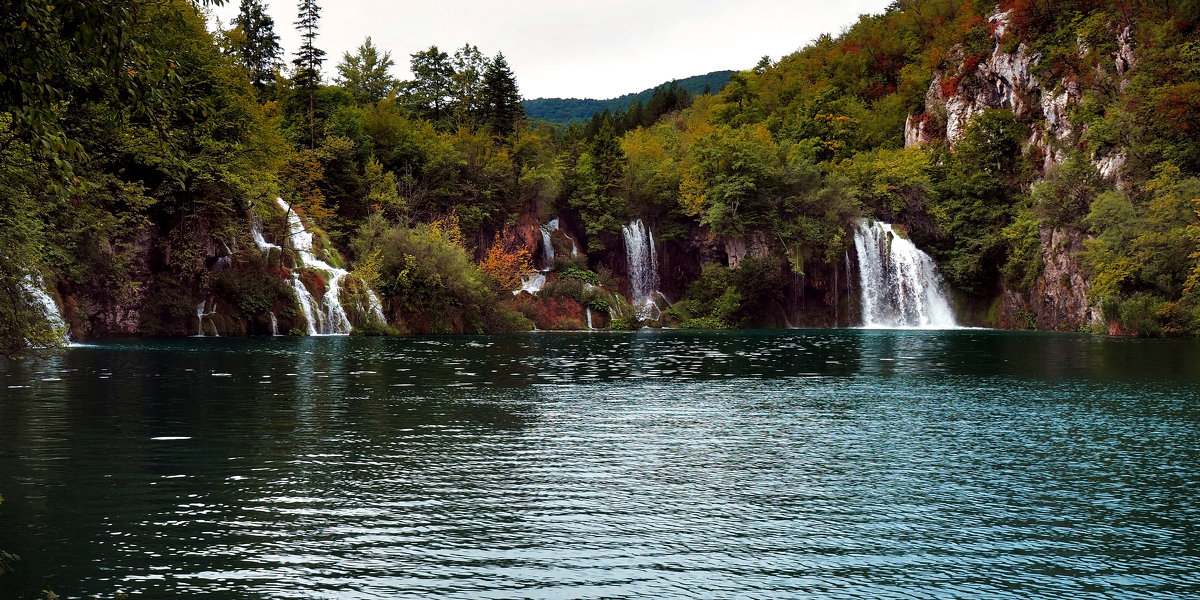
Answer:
xmin=293 ymin=0 xmax=325 ymax=147
xmin=336 ymin=37 xmax=398 ymax=105
xmin=234 ymin=0 xmax=282 ymax=90
xmin=406 ymin=46 xmax=454 ymax=122
xmin=480 ymin=52 xmax=522 ymax=141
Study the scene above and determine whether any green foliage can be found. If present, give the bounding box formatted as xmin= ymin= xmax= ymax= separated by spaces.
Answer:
xmin=1082 ymin=164 xmax=1200 ymax=335
xmin=1032 ymin=152 xmax=1106 ymax=227
xmin=233 ymin=0 xmax=282 ymax=90
xmin=928 ymin=109 xmax=1031 ymax=295
xmin=480 ymin=53 xmax=523 ymax=140
xmin=560 ymin=267 xmax=601 ymax=285
xmin=680 ymin=315 xmax=733 ymax=329
xmin=1000 ymin=209 xmax=1044 ymax=291
xmin=337 ymin=37 xmax=399 ymax=105
xmin=353 ymin=217 xmax=524 ymax=333
xmin=570 ymin=121 xmax=628 ymax=248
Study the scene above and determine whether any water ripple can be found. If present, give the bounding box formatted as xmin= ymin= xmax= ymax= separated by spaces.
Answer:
xmin=1 ymin=331 xmax=1198 ymax=598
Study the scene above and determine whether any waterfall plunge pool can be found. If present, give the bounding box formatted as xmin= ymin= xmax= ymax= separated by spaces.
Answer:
xmin=2 ymin=330 xmax=1199 ymax=599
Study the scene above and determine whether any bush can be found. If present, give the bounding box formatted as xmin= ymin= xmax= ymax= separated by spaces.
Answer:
xmin=560 ymin=266 xmax=600 ymax=285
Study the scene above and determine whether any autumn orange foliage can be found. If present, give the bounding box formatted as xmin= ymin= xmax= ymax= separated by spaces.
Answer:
xmin=479 ymin=242 xmax=534 ymax=290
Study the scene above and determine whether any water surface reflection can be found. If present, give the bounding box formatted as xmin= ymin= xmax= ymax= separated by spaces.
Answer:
xmin=1 ymin=330 xmax=1198 ymax=598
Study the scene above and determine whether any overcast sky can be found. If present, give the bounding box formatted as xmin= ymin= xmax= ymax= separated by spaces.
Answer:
xmin=206 ymin=0 xmax=894 ymax=100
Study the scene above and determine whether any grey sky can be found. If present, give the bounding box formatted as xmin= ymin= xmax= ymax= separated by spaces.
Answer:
xmin=207 ymin=0 xmax=895 ymax=100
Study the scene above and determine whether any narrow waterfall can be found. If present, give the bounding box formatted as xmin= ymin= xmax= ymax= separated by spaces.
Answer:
xmin=540 ymin=218 xmax=558 ymax=269
xmin=269 ymin=311 xmax=279 ymax=336
xmin=23 ymin=274 xmax=69 ymax=344
xmin=195 ymin=300 xmax=218 ymax=337
xmin=277 ymin=198 xmax=353 ymax=335
xmin=251 ymin=217 xmax=280 ymax=255
xmin=586 ymin=308 xmax=594 ymax=329
xmin=622 ymin=219 xmax=660 ymax=319
xmin=853 ymin=220 xmax=957 ymax=329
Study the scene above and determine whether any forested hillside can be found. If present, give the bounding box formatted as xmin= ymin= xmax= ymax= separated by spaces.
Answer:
xmin=3 ymin=0 xmax=1200 ymax=357
xmin=523 ymin=70 xmax=735 ymax=123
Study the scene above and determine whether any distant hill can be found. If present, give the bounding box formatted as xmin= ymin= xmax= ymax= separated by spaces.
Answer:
xmin=523 ymin=70 xmax=736 ymax=124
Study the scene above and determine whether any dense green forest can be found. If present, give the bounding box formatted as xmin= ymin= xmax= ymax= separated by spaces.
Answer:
xmin=522 ymin=70 xmax=735 ymax=123
xmin=3 ymin=0 xmax=1200 ymax=358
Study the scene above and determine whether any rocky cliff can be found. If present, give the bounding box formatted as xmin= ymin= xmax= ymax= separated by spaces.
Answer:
xmin=904 ymin=8 xmax=1140 ymax=331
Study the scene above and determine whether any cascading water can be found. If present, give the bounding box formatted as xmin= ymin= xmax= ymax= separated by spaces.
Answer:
xmin=540 ymin=218 xmax=558 ymax=269
xmin=269 ymin=311 xmax=279 ymax=336
xmin=23 ymin=274 xmax=69 ymax=344
xmin=853 ymin=220 xmax=957 ymax=329
xmin=195 ymin=300 xmax=218 ymax=337
xmin=251 ymin=217 xmax=280 ymax=255
xmin=277 ymin=198 xmax=353 ymax=335
xmin=622 ymin=219 xmax=661 ymax=320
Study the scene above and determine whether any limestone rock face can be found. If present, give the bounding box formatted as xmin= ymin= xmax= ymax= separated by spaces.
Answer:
xmin=902 ymin=8 xmax=1144 ymax=330
xmin=723 ymin=232 xmax=772 ymax=270
xmin=1000 ymin=226 xmax=1100 ymax=331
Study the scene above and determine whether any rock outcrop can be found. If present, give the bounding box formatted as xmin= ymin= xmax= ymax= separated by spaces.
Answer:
xmin=999 ymin=226 xmax=1101 ymax=331
xmin=903 ymin=8 xmax=1143 ymax=331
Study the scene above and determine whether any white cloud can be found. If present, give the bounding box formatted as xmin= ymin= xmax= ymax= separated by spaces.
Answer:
xmin=206 ymin=0 xmax=893 ymax=100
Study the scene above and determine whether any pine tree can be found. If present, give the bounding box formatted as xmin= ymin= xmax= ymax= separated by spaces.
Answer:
xmin=293 ymin=0 xmax=325 ymax=147
xmin=234 ymin=0 xmax=281 ymax=90
xmin=406 ymin=46 xmax=454 ymax=122
xmin=480 ymin=52 xmax=523 ymax=141
xmin=336 ymin=37 xmax=398 ymax=105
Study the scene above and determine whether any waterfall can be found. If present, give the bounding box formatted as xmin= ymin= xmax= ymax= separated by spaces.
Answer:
xmin=269 ymin=311 xmax=279 ymax=336
xmin=540 ymin=218 xmax=558 ymax=270
xmin=852 ymin=220 xmax=957 ymax=329
xmin=195 ymin=300 xmax=218 ymax=337
xmin=251 ymin=217 xmax=280 ymax=255
xmin=276 ymin=198 xmax=353 ymax=335
xmin=622 ymin=219 xmax=660 ymax=320
xmin=586 ymin=308 xmax=594 ymax=330
xmin=23 ymin=274 xmax=69 ymax=344
xmin=514 ymin=272 xmax=546 ymax=295
xmin=366 ymin=290 xmax=386 ymax=324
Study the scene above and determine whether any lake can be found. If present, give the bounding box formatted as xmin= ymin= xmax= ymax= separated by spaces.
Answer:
xmin=1 ymin=329 xmax=1199 ymax=599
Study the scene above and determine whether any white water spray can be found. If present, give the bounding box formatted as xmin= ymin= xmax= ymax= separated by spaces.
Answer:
xmin=540 ymin=218 xmax=558 ymax=269
xmin=195 ymin=300 xmax=219 ymax=337
xmin=23 ymin=274 xmax=69 ymax=344
xmin=853 ymin=220 xmax=957 ymax=329
xmin=277 ymin=198 xmax=353 ymax=335
xmin=622 ymin=219 xmax=661 ymax=320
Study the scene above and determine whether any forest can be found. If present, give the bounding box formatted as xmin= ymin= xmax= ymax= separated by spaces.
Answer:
xmin=3 ymin=0 xmax=1200 ymax=358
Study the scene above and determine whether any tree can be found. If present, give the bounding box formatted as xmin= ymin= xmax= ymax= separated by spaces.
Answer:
xmin=293 ymin=0 xmax=326 ymax=147
xmin=336 ymin=37 xmax=398 ymax=105
xmin=480 ymin=52 xmax=523 ymax=140
xmin=406 ymin=46 xmax=454 ymax=122
xmin=234 ymin=0 xmax=282 ymax=90
xmin=450 ymin=44 xmax=487 ymax=126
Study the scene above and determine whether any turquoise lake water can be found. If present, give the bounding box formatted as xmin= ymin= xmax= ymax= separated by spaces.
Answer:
xmin=1 ymin=329 xmax=1198 ymax=598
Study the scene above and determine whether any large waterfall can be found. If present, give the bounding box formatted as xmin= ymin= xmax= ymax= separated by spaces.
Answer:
xmin=276 ymin=198 xmax=384 ymax=335
xmin=853 ymin=220 xmax=957 ymax=329
xmin=622 ymin=219 xmax=660 ymax=320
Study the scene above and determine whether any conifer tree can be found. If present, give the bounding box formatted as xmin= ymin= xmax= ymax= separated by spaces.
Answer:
xmin=480 ymin=52 xmax=523 ymax=141
xmin=337 ymin=37 xmax=398 ymax=105
xmin=234 ymin=0 xmax=282 ymax=90
xmin=293 ymin=0 xmax=325 ymax=147
xmin=406 ymin=46 xmax=454 ymax=122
